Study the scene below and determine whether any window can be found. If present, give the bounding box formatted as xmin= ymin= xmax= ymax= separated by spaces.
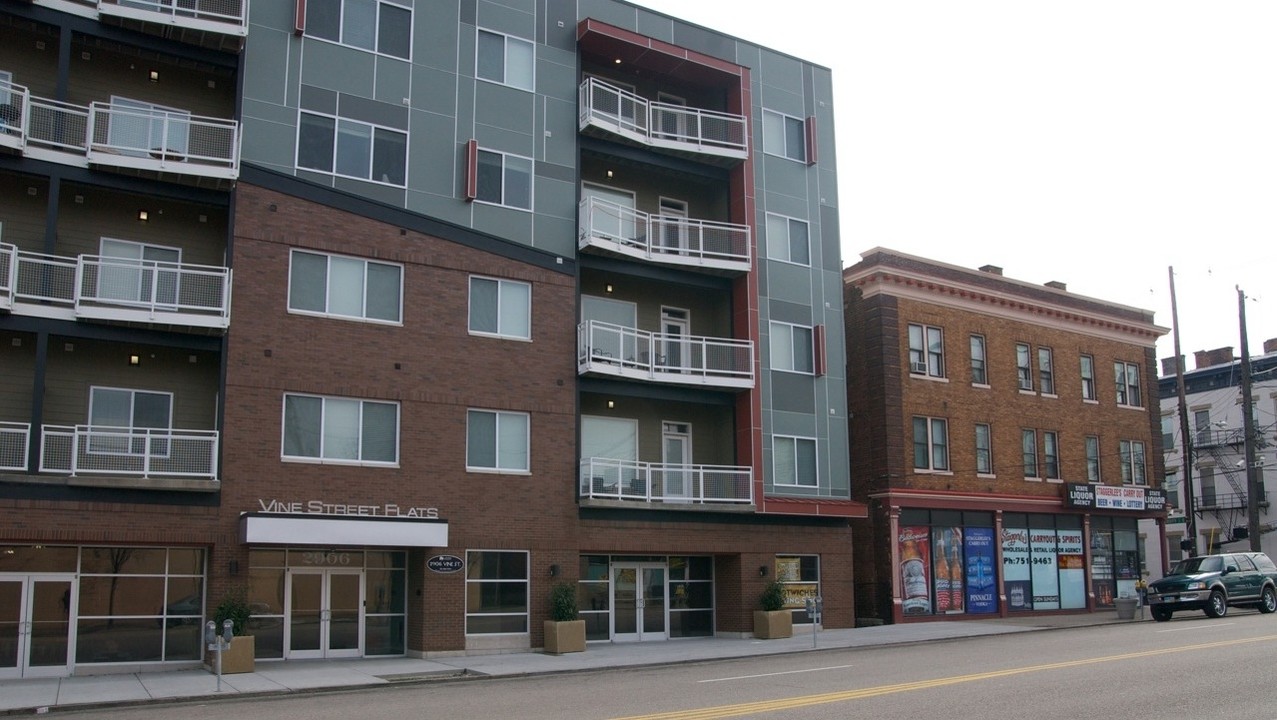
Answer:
xmin=1114 ymin=361 xmax=1142 ymax=407
xmin=1022 ymin=429 xmax=1039 ymax=478
xmin=1119 ymin=440 xmax=1147 ymax=486
xmin=306 ymin=0 xmax=412 ymax=59
xmin=475 ymin=149 xmax=533 ymax=210
xmin=282 ymin=393 xmax=399 ymax=464
xmin=912 ymin=417 xmax=949 ymax=472
xmin=476 ymin=29 xmax=534 ymax=91
xmin=908 ymin=324 xmax=944 ymax=378
xmin=975 ymin=423 xmax=993 ymax=475
xmin=770 ymin=321 xmax=814 ymax=374
xmin=1080 ymin=355 xmax=1096 ymax=401
xmin=1193 ymin=409 xmax=1212 ymax=445
xmin=1043 ymin=431 xmax=1060 ymax=480
xmin=1085 ymin=436 xmax=1101 ymax=482
xmin=762 ymin=109 xmax=805 ymax=162
xmin=467 ymin=410 xmax=529 ymax=472
xmin=1016 ymin=343 xmax=1033 ymax=390
xmin=88 ymin=386 xmax=172 ymax=455
xmin=774 ymin=436 xmax=817 ymax=487
xmin=108 ymin=97 xmax=190 ymax=157
xmin=1164 ymin=469 xmax=1180 ymax=509
xmin=97 ymin=237 xmax=181 ymax=307
xmin=1038 ymin=348 xmax=1055 ymax=395
xmin=465 ymin=550 xmax=528 ymax=634
xmin=774 ymin=555 xmax=820 ymax=624
xmin=469 ymin=276 xmax=531 ymax=339
xmin=1161 ymin=414 xmax=1176 ymax=449
xmin=1199 ymin=465 xmax=1217 ymax=507
xmin=288 ymin=250 xmax=402 ymax=323
xmin=297 ymin=111 xmax=407 ymax=185
xmin=970 ymin=335 xmax=987 ymax=385
xmin=765 ymin=213 xmax=810 ymax=265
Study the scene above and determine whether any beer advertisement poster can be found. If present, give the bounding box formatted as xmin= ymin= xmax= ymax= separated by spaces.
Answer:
xmin=1002 ymin=527 xmax=1031 ymax=611
xmin=898 ymin=526 xmax=931 ymax=615
xmin=964 ymin=527 xmax=997 ymax=614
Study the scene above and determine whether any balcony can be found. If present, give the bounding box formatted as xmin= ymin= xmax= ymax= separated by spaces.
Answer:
xmin=578 ymin=78 xmax=748 ymax=164
xmin=578 ymin=197 xmax=751 ymax=274
xmin=0 ymin=422 xmax=30 ymax=472
xmin=3 ymin=83 xmax=240 ymax=188
xmin=40 ymin=424 xmax=218 ymax=480
xmin=1 ymin=245 xmax=231 ymax=331
xmin=578 ymin=320 xmax=753 ymax=389
xmin=34 ymin=0 xmax=248 ymax=49
xmin=579 ymin=457 xmax=752 ymax=507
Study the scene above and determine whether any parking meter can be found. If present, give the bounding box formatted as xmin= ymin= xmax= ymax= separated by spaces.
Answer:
xmin=222 ymin=619 xmax=234 ymax=646
xmin=205 ymin=621 xmax=216 ymax=648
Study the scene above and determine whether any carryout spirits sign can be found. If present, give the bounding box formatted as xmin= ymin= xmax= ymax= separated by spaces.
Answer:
xmin=257 ymin=498 xmax=439 ymax=518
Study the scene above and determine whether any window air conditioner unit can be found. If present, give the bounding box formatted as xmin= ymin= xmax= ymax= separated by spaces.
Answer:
xmin=910 ymin=361 xmax=928 ymax=374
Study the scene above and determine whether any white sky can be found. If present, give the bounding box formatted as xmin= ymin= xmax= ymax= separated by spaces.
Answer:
xmin=629 ymin=1 xmax=1277 ymax=369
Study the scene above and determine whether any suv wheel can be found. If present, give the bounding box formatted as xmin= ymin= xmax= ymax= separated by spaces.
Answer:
xmin=1259 ymin=586 xmax=1277 ymax=614
xmin=1151 ymin=607 xmax=1173 ymax=622
xmin=1204 ymin=589 xmax=1228 ymax=618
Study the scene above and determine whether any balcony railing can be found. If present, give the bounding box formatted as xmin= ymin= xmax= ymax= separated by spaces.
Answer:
xmin=40 ymin=424 xmax=219 ymax=479
xmin=578 ymin=197 xmax=751 ymax=273
xmin=34 ymin=0 xmax=248 ymax=37
xmin=579 ymin=78 xmax=748 ymax=161
xmin=578 ymin=320 xmax=754 ymax=389
xmin=0 ymin=80 xmax=29 ymax=153
xmin=579 ymin=457 xmax=753 ymax=505
xmin=5 ymin=249 xmax=231 ymax=329
xmin=0 ymin=243 xmax=15 ymax=312
xmin=0 ymin=422 xmax=30 ymax=472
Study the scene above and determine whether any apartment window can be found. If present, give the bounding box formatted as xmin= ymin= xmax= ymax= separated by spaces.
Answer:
xmin=912 ymin=417 xmax=949 ymax=472
xmin=297 ymin=111 xmax=407 ymax=186
xmin=1164 ymin=469 xmax=1180 ymax=509
xmin=467 ymin=410 xmax=529 ymax=472
xmin=774 ymin=436 xmax=817 ymax=487
xmin=469 ymin=276 xmax=531 ymax=339
xmin=1016 ymin=343 xmax=1033 ymax=390
xmin=1193 ymin=409 xmax=1212 ymax=445
xmin=1199 ymin=465 xmax=1217 ymax=507
xmin=282 ymin=394 xmax=399 ymax=464
xmin=87 ymin=386 xmax=172 ymax=455
xmin=908 ymin=324 xmax=944 ymax=378
xmin=288 ymin=250 xmax=402 ymax=323
xmin=975 ymin=423 xmax=993 ymax=475
xmin=1119 ymin=440 xmax=1147 ymax=486
xmin=1022 ymin=429 xmax=1039 ymax=478
xmin=765 ymin=213 xmax=810 ymax=265
xmin=1161 ymin=414 xmax=1176 ymax=449
xmin=475 ymin=149 xmax=533 ymax=210
xmin=1114 ymin=361 xmax=1143 ymax=407
xmin=476 ymin=29 xmax=534 ymax=91
xmin=762 ymin=109 xmax=805 ymax=162
xmin=465 ymin=550 xmax=528 ymax=634
xmin=770 ymin=321 xmax=814 ymax=374
xmin=1038 ymin=348 xmax=1055 ymax=395
xmin=1080 ymin=355 xmax=1097 ymax=401
xmin=970 ymin=335 xmax=987 ymax=385
xmin=306 ymin=0 xmax=412 ymax=59
xmin=1043 ymin=431 xmax=1060 ymax=480
xmin=1085 ymin=436 xmax=1101 ymax=482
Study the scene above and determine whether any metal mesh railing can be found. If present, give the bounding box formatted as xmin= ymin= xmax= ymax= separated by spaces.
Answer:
xmin=40 ymin=424 xmax=218 ymax=479
xmin=15 ymin=252 xmax=77 ymax=306
xmin=77 ymin=255 xmax=230 ymax=318
xmin=579 ymin=457 xmax=752 ymax=504
xmin=0 ymin=79 xmax=29 ymax=144
xmin=88 ymin=103 xmax=239 ymax=169
xmin=578 ymin=320 xmax=754 ymax=385
xmin=26 ymin=97 xmax=90 ymax=154
xmin=0 ymin=243 xmax=15 ymax=306
xmin=0 ymin=422 xmax=30 ymax=471
xmin=579 ymin=78 xmax=747 ymax=156
xmin=96 ymin=0 xmax=249 ymax=26
xmin=579 ymin=197 xmax=751 ymax=268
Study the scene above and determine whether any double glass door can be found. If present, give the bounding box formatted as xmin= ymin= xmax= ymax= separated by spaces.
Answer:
xmin=611 ymin=563 xmax=666 ymax=642
xmin=287 ymin=569 xmax=363 ymax=659
xmin=0 ymin=575 xmax=74 ymax=679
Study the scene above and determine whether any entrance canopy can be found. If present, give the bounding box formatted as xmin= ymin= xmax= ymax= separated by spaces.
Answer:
xmin=240 ymin=513 xmax=448 ymax=547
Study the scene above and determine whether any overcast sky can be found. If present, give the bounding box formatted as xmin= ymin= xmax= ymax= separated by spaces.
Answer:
xmin=630 ymin=1 xmax=1277 ymax=370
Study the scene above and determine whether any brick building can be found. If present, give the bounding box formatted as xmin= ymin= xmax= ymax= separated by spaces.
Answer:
xmin=844 ymin=248 xmax=1168 ymax=623
xmin=1 ymin=1 xmax=859 ymax=676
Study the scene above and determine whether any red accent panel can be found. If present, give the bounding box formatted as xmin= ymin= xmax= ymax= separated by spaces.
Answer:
xmin=464 ymin=139 xmax=478 ymax=201
xmin=295 ymin=0 xmax=306 ymax=36
xmin=813 ymin=324 xmax=826 ymax=377
xmin=804 ymin=116 xmax=818 ymax=166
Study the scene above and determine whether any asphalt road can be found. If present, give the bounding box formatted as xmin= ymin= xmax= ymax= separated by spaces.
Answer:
xmin=61 ymin=612 xmax=1277 ymax=719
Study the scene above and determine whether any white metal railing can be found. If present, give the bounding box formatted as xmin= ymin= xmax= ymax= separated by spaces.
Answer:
xmin=0 ymin=243 xmax=15 ymax=310
xmin=40 ymin=424 xmax=218 ymax=479
xmin=88 ymin=102 xmax=239 ymax=173
xmin=578 ymin=197 xmax=751 ymax=271
xmin=12 ymin=251 xmax=78 ymax=308
xmin=26 ymin=96 xmax=90 ymax=155
xmin=579 ymin=457 xmax=752 ymax=504
xmin=0 ymin=79 xmax=29 ymax=150
xmin=95 ymin=0 xmax=250 ymax=34
xmin=0 ymin=422 xmax=31 ymax=472
xmin=579 ymin=78 xmax=748 ymax=158
xmin=577 ymin=320 xmax=754 ymax=387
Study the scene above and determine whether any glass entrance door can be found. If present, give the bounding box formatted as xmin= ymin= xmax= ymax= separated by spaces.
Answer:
xmin=0 ymin=575 xmax=75 ymax=679
xmin=611 ymin=563 xmax=667 ymax=642
xmin=287 ymin=569 xmax=363 ymax=659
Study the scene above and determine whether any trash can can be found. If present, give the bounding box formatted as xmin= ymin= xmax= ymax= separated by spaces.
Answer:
xmin=1115 ymin=596 xmax=1139 ymax=620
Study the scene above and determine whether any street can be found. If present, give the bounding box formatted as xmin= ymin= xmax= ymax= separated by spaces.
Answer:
xmin=61 ymin=613 xmax=1277 ymax=719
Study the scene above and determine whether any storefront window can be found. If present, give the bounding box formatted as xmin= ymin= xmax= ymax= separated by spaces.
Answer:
xmin=578 ymin=555 xmax=610 ymax=641
xmin=901 ymin=510 xmax=996 ymax=616
xmin=668 ymin=556 xmax=713 ymax=637
xmin=775 ymin=555 xmax=819 ymax=625
xmin=465 ymin=550 xmax=528 ymax=634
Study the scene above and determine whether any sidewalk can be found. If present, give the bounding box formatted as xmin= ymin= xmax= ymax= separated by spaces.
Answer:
xmin=0 ymin=611 xmax=1142 ymax=715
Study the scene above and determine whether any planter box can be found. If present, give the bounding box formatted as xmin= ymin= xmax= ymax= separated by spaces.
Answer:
xmin=205 ymin=635 xmax=255 ymax=674
xmin=543 ymin=619 xmax=586 ymax=654
xmin=753 ymin=610 xmax=793 ymax=639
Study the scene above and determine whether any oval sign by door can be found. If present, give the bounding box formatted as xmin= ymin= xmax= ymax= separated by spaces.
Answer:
xmin=427 ymin=554 xmax=464 ymax=573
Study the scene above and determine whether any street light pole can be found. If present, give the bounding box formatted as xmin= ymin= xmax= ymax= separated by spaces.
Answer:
xmin=1170 ymin=268 xmax=1198 ymax=558
xmin=1238 ymin=287 xmax=1261 ymax=551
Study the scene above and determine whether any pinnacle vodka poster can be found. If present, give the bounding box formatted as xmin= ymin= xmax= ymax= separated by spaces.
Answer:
xmin=965 ymin=527 xmax=997 ymax=614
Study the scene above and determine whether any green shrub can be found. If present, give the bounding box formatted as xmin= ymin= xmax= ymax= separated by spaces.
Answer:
xmin=759 ymin=580 xmax=786 ymax=612
xmin=212 ymin=585 xmax=252 ymax=636
xmin=548 ymin=582 xmax=579 ymax=622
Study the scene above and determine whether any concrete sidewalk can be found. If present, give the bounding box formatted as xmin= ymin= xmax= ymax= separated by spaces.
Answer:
xmin=0 ymin=611 xmax=1143 ymax=715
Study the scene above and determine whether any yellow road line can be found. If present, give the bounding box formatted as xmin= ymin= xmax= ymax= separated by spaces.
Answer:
xmin=612 ymin=634 xmax=1277 ymax=720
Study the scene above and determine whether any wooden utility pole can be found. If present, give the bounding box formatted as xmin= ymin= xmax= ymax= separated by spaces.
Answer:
xmin=1170 ymin=268 xmax=1198 ymax=557
xmin=1238 ymin=287 xmax=1261 ymax=551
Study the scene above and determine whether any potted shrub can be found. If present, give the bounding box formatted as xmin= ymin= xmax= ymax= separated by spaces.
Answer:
xmin=753 ymin=580 xmax=793 ymax=639
xmin=543 ymin=581 xmax=586 ymax=654
xmin=207 ymin=586 xmax=255 ymax=673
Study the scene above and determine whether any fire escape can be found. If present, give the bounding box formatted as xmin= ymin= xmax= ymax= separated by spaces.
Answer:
xmin=1193 ymin=422 xmax=1273 ymax=543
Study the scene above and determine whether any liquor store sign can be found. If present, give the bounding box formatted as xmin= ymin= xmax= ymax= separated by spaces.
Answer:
xmin=1064 ymin=484 xmax=1166 ymax=512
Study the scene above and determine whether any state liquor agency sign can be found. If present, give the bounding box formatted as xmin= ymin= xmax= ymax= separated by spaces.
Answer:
xmin=1065 ymin=484 xmax=1166 ymax=512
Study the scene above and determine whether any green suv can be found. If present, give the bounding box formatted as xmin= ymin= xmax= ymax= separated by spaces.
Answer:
xmin=1146 ymin=552 xmax=1277 ymax=622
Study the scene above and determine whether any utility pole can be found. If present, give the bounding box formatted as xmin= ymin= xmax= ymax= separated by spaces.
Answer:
xmin=1238 ymin=287 xmax=1261 ymax=551
xmin=1170 ymin=268 xmax=1198 ymax=557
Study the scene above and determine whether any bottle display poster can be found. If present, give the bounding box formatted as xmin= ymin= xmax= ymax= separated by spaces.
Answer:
xmin=899 ymin=526 xmax=932 ymax=616
xmin=1002 ymin=527 xmax=1031 ymax=611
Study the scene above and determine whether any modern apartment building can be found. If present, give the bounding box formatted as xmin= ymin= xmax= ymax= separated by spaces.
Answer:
xmin=0 ymin=0 xmax=858 ymax=676
xmin=844 ymin=248 xmax=1168 ymax=623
